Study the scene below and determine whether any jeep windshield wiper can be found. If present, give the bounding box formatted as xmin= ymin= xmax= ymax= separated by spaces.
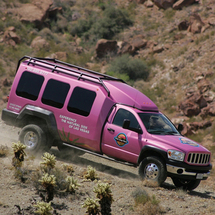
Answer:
xmin=148 ymin=130 xmax=165 ymax=134
xmin=164 ymin=131 xmax=179 ymax=135
xmin=148 ymin=130 xmax=179 ymax=135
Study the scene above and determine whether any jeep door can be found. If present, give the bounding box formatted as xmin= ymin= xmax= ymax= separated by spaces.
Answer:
xmin=102 ymin=107 xmax=143 ymax=164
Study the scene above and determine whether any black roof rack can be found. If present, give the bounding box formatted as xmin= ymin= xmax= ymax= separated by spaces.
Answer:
xmin=17 ymin=56 xmax=126 ymax=96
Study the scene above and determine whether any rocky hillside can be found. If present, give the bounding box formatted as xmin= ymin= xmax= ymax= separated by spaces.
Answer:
xmin=0 ymin=0 xmax=215 ymax=144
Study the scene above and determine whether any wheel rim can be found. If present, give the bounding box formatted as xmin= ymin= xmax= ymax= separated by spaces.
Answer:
xmin=145 ymin=163 xmax=159 ymax=180
xmin=23 ymin=131 xmax=38 ymax=149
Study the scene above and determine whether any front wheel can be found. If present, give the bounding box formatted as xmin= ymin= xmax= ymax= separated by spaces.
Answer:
xmin=138 ymin=156 xmax=167 ymax=186
xmin=171 ymin=178 xmax=201 ymax=191
xmin=19 ymin=124 xmax=49 ymax=153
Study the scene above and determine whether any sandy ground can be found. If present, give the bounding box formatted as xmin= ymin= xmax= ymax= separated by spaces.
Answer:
xmin=0 ymin=119 xmax=215 ymax=215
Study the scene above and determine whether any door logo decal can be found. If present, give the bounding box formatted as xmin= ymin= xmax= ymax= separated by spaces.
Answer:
xmin=114 ymin=133 xmax=129 ymax=147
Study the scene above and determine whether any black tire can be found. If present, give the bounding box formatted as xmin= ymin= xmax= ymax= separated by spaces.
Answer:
xmin=138 ymin=156 xmax=167 ymax=186
xmin=19 ymin=124 xmax=49 ymax=153
xmin=171 ymin=178 xmax=201 ymax=191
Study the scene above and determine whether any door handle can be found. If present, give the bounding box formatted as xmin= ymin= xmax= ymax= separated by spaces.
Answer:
xmin=107 ymin=128 xmax=115 ymax=132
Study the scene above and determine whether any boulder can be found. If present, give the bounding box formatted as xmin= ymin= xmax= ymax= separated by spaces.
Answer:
xmin=197 ymin=78 xmax=211 ymax=94
xmin=47 ymin=52 xmax=68 ymax=61
xmin=152 ymin=0 xmax=175 ymax=9
xmin=130 ymin=35 xmax=147 ymax=51
xmin=200 ymin=103 xmax=215 ymax=119
xmin=187 ymin=13 xmax=205 ymax=34
xmin=95 ymin=39 xmax=118 ymax=58
xmin=3 ymin=27 xmax=21 ymax=46
xmin=173 ymin=0 xmax=196 ymax=10
xmin=17 ymin=0 xmax=53 ymax=28
xmin=31 ymin=36 xmax=49 ymax=51
xmin=178 ymin=20 xmax=189 ymax=31
xmin=178 ymin=93 xmax=207 ymax=117
xmin=117 ymin=41 xmax=134 ymax=55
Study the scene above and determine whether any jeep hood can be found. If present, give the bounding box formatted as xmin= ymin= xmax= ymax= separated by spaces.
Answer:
xmin=147 ymin=134 xmax=210 ymax=153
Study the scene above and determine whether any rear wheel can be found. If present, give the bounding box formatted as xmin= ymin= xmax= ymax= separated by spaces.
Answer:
xmin=139 ymin=156 xmax=167 ymax=186
xmin=171 ymin=178 xmax=201 ymax=191
xmin=19 ymin=124 xmax=49 ymax=153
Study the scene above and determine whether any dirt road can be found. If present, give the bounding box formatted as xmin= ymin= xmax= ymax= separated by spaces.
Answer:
xmin=0 ymin=120 xmax=215 ymax=215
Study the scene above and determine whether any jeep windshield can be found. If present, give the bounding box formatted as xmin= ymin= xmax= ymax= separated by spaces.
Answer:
xmin=138 ymin=113 xmax=180 ymax=135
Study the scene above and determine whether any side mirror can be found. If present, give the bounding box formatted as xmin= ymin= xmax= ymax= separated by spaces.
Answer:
xmin=123 ymin=119 xmax=130 ymax=129
xmin=123 ymin=119 xmax=143 ymax=134
xmin=178 ymin=123 xmax=183 ymax=133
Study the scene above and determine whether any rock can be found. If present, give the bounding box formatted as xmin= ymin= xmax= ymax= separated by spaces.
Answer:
xmin=136 ymin=0 xmax=147 ymax=3
xmin=3 ymin=27 xmax=21 ymax=46
xmin=117 ymin=41 xmax=134 ymax=55
xmin=178 ymin=20 xmax=189 ymax=31
xmin=178 ymin=93 xmax=208 ymax=117
xmin=2 ymin=96 xmax=8 ymax=103
xmin=16 ymin=0 xmax=53 ymax=28
xmin=31 ymin=36 xmax=49 ymax=51
xmin=152 ymin=0 xmax=175 ymax=9
xmin=173 ymin=0 xmax=196 ymax=10
xmin=187 ymin=13 xmax=205 ymax=34
xmin=200 ymin=103 xmax=215 ymax=119
xmin=144 ymin=0 xmax=154 ymax=7
xmin=130 ymin=35 xmax=147 ymax=51
xmin=190 ymin=120 xmax=212 ymax=130
xmin=181 ymin=123 xmax=195 ymax=136
xmin=197 ymin=78 xmax=211 ymax=94
xmin=95 ymin=39 xmax=118 ymax=58
xmin=2 ymin=78 xmax=11 ymax=87
xmin=150 ymin=45 xmax=164 ymax=54
xmin=206 ymin=15 xmax=215 ymax=26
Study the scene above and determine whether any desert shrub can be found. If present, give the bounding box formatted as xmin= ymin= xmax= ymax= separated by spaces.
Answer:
xmin=0 ymin=145 xmax=9 ymax=157
xmin=40 ymin=152 xmax=56 ymax=172
xmin=69 ymin=5 xmax=133 ymax=44
xmin=12 ymin=141 xmax=26 ymax=168
xmin=82 ymin=197 xmax=100 ymax=215
xmin=164 ymin=8 xmax=176 ymax=20
xmin=65 ymin=176 xmax=80 ymax=193
xmin=107 ymin=54 xmax=150 ymax=81
xmin=132 ymin=188 xmax=164 ymax=214
xmin=39 ymin=173 xmax=56 ymax=202
xmin=84 ymin=165 xmax=99 ymax=181
xmin=34 ymin=201 xmax=53 ymax=215
xmin=94 ymin=182 xmax=114 ymax=215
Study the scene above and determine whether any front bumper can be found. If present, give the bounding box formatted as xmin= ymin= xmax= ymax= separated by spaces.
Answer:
xmin=167 ymin=164 xmax=211 ymax=180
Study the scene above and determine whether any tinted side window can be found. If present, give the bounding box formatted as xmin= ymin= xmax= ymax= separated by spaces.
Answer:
xmin=42 ymin=79 xmax=70 ymax=108
xmin=16 ymin=71 xmax=44 ymax=101
xmin=113 ymin=109 xmax=140 ymax=130
xmin=67 ymin=87 xmax=96 ymax=116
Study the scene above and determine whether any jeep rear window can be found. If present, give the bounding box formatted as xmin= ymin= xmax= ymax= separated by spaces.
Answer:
xmin=67 ymin=87 xmax=96 ymax=117
xmin=42 ymin=79 xmax=70 ymax=109
xmin=16 ymin=71 xmax=44 ymax=101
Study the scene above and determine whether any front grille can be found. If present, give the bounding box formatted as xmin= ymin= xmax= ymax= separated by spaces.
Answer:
xmin=187 ymin=153 xmax=210 ymax=165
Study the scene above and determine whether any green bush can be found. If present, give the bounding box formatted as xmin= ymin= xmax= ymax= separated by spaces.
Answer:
xmin=70 ymin=6 xmax=133 ymax=44
xmin=107 ymin=54 xmax=150 ymax=81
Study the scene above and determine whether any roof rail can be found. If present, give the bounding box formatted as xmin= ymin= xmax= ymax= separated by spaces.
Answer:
xmin=17 ymin=56 xmax=126 ymax=96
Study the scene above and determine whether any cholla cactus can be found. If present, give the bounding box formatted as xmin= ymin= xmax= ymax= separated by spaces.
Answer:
xmin=40 ymin=152 xmax=56 ymax=171
xmin=84 ymin=166 xmax=98 ymax=181
xmin=63 ymin=164 xmax=74 ymax=175
xmin=65 ymin=176 xmax=80 ymax=193
xmin=34 ymin=201 xmax=53 ymax=215
xmin=12 ymin=141 xmax=26 ymax=167
xmin=39 ymin=173 xmax=56 ymax=202
xmin=93 ymin=183 xmax=114 ymax=215
xmin=82 ymin=197 xmax=100 ymax=215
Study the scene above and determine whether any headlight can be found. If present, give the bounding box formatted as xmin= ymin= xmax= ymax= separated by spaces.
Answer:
xmin=167 ymin=150 xmax=185 ymax=161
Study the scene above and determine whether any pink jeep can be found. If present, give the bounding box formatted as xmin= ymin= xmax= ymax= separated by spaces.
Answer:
xmin=1 ymin=56 xmax=212 ymax=190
